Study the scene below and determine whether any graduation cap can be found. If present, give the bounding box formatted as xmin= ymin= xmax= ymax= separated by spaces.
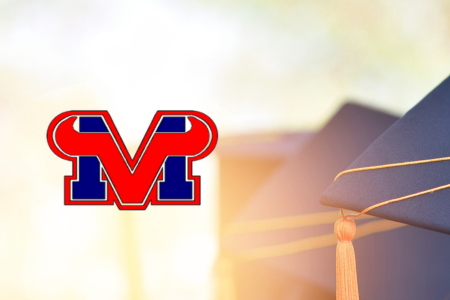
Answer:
xmin=216 ymin=132 xmax=313 ymax=230
xmin=220 ymin=103 xmax=400 ymax=300
xmin=216 ymin=132 xmax=313 ymax=299
xmin=321 ymin=76 xmax=450 ymax=299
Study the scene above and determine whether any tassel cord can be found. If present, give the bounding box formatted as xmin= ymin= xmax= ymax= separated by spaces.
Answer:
xmin=334 ymin=155 xmax=450 ymax=300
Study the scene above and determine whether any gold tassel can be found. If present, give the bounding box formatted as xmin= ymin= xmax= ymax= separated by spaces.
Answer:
xmin=331 ymin=157 xmax=450 ymax=300
xmin=335 ymin=218 xmax=359 ymax=300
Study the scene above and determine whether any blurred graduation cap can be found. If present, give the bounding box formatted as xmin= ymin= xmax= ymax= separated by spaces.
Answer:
xmin=216 ymin=131 xmax=313 ymax=230
xmin=219 ymin=103 xmax=402 ymax=300
xmin=216 ymin=132 xmax=313 ymax=300
xmin=320 ymin=78 xmax=450 ymax=298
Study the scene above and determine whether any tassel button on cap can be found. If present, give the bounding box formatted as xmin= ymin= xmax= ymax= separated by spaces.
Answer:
xmin=335 ymin=218 xmax=356 ymax=242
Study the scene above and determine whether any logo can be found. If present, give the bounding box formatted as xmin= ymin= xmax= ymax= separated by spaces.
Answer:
xmin=47 ymin=111 xmax=218 ymax=210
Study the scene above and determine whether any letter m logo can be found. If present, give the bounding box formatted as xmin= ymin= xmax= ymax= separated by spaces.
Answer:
xmin=47 ymin=111 xmax=218 ymax=210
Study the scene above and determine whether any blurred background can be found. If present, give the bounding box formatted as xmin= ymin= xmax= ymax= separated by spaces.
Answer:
xmin=2 ymin=0 xmax=450 ymax=300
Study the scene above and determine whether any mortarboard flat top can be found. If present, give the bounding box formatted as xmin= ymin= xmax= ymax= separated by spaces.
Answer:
xmin=321 ymin=76 xmax=450 ymax=235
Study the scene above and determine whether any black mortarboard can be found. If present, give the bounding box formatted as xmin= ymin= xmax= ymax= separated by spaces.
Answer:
xmin=319 ymin=77 xmax=450 ymax=300
xmin=221 ymin=103 xmax=404 ymax=299
xmin=321 ymin=76 xmax=450 ymax=235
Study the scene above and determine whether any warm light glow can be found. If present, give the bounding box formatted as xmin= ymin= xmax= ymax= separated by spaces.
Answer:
xmin=170 ymin=235 xmax=217 ymax=286
xmin=1 ymin=0 xmax=449 ymax=299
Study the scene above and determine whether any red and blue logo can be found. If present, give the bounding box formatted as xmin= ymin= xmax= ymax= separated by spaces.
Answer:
xmin=47 ymin=111 xmax=218 ymax=210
